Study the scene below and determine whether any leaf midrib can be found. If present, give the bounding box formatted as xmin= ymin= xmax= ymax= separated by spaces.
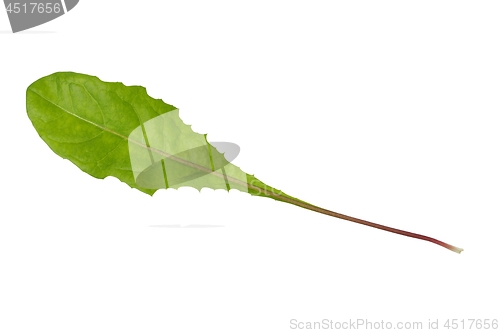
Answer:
xmin=30 ymin=88 xmax=295 ymax=204
xmin=29 ymin=89 xmax=252 ymax=189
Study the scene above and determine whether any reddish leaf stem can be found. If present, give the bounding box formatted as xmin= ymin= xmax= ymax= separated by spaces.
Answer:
xmin=275 ymin=194 xmax=463 ymax=253
xmin=308 ymin=204 xmax=463 ymax=253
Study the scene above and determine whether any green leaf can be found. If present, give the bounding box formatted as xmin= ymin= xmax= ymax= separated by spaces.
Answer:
xmin=26 ymin=72 xmax=463 ymax=253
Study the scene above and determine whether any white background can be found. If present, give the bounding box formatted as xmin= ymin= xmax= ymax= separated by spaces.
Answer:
xmin=1 ymin=1 xmax=499 ymax=332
